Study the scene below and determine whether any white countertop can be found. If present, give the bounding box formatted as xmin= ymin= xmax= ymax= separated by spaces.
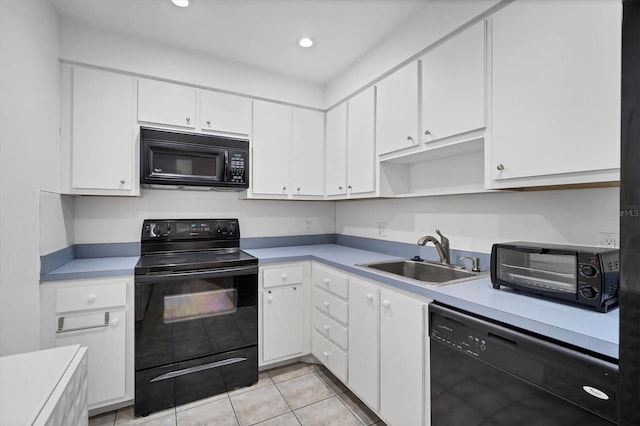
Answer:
xmin=0 ymin=345 xmax=82 ymax=425
xmin=245 ymin=244 xmax=619 ymax=359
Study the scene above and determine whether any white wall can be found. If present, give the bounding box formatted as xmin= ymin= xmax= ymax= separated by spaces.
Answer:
xmin=336 ymin=187 xmax=620 ymax=254
xmin=325 ymin=0 xmax=501 ymax=106
xmin=39 ymin=192 xmax=74 ymax=255
xmin=73 ymin=190 xmax=336 ymax=244
xmin=59 ymin=21 xmax=325 ymax=109
xmin=0 ymin=0 xmax=60 ymax=355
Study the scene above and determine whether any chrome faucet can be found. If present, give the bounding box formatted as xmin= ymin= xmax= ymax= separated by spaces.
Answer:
xmin=417 ymin=229 xmax=450 ymax=264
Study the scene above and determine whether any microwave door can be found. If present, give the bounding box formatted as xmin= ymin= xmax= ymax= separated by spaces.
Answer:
xmin=143 ymin=142 xmax=226 ymax=186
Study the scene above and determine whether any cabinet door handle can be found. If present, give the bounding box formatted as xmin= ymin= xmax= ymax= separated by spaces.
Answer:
xmin=111 ymin=318 xmax=120 ymax=327
xmin=267 ymin=295 xmax=273 ymax=303
xmin=297 ymin=187 xmax=301 ymax=192
xmin=323 ymin=325 xmax=330 ymax=331
xmin=406 ymin=135 xmax=414 ymax=141
xmin=323 ymin=278 xmax=330 ymax=285
xmin=424 ymin=129 xmax=431 ymax=136
xmin=338 ymin=186 xmax=343 ymax=191
xmin=186 ymin=117 xmax=191 ymax=123
xmin=323 ymin=351 xmax=329 ymax=358
xmin=323 ymin=301 xmax=330 ymax=309
xmin=382 ymin=300 xmax=390 ymax=309
xmin=348 ymin=185 xmax=352 ymax=190
xmin=87 ymin=294 xmax=96 ymax=304
xmin=206 ymin=120 xmax=211 ymax=126
xmin=282 ymin=186 xmax=287 ymax=192
xmin=496 ymin=163 xmax=505 ymax=171
xmin=281 ymin=273 xmax=287 ymax=281
xmin=120 ymin=179 xmax=126 ymax=185
xmin=57 ymin=312 xmax=110 ymax=334
xmin=366 ymin=293 xmax=374 ymax=300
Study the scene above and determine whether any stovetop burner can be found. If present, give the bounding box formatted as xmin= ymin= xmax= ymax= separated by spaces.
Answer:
xmin=136 ymin=219 xmax=257 ymax=275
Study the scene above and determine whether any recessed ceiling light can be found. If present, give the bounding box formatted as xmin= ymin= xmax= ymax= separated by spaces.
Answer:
xmin=298 ymin=37 xmax=314 ymax=48
xmin=171 ymin=0 xmax=190 ymax=7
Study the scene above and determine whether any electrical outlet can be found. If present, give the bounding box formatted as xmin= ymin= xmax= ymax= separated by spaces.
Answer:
xmin=304 ymin=219 xmax=312 ymax=233
xmin=377 ymin=222 xmax=387 ymax=237
xmin=598 ymin=232 xmax=618 ymax=248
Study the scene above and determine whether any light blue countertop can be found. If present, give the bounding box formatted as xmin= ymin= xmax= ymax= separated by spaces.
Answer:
xmin=245 ymin=244 xmax=619 ymax=360
xmin=39 ymin=243 xmax=618 ymax=359
xmin=40 ymin=256 xmax=139 ymax=282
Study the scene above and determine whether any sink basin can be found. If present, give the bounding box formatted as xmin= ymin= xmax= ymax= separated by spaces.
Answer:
xmin=358 ymin=259 xmax=482 ymax=287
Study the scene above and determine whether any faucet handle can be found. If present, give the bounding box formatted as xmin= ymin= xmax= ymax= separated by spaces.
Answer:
xmin=435 ymin=229 xmax=449 ymax=248
xmin=459 ymin=256 xmax=480 ymax=272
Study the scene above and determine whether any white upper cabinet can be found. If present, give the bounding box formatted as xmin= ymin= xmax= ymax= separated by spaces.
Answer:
xmin=347 ymin=86 xmax=377 ymax=195
xmin=61 ymin=65 xmax=137 ymax=195
xmin=200 ymin=90 xmax=251 ymax=136
xmin=292 ymin=108 xmax=325 ymax=196
xmin=137 ymin=79 xmax=196 ymax=129
xmin=421 ymin=20 xmax=486 ymax=143
xmin=251 ymin=100 xmax=291 ymax=195
xmin=376 ymin=62 xmax=420 ymax=155
xmin=488 ymin=0 xmax=621 ymax=187
xmin=325 ymin=103 xmax=348 ymax=197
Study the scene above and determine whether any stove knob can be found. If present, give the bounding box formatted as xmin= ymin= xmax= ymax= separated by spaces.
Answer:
xmin=151 ymin=226 xmax=160 ymax=237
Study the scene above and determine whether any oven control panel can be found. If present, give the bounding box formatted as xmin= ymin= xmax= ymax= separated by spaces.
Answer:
xmin=141 ymin=219 xmax=240 ymax=240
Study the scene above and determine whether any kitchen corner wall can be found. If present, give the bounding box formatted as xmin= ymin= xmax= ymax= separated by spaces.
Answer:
xmin=73 ymin=190 xmax=335 ymax=244
xmin=0 ymin=0 xmax=60 ymax=355
xmin=336 ymin=187 xmax=620 ymax=254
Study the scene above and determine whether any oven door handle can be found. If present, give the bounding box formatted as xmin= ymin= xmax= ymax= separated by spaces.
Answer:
xmin=135 ymin=265 xmax=258 ymax=282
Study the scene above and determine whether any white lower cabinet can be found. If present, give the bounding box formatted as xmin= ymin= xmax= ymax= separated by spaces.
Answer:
xmin=262 ymin=286 xmax=305 ymax=362
xmin=259 ymin=262 xmax=311 ymax=366
xmin=379 ymin=289 xmax=427 ymax=426
xmin=348 ymin=278 xmax=380 ymax=411
xmin=40 ymin=277 xmax=134 ymax=412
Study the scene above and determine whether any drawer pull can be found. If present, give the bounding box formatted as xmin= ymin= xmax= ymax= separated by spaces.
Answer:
xmin=324 ymin=278 xmax=330 ymax=284
xmin=281 ymin=273 xmax=288 ymax=281
xmin=57 ymin=312 xmax=110 ymax=334
xmin=323 ymin=325 xmax=330 ymax=331
xmin=111 ymin=318 xmax=120 ymax=327
xmin=366 ymin=293 xmax=374 ymax=300
xmin=323 ymin=301 xmax=330 ymax=309
xmin=382 ymin=300 xmax=391 ymax=309
xmin=87 ymin=294 xmax=96 ymax=303
xmin=323 ymin=351 xmax=329 ymax=358
xmin=267 ymin=295 xmax=273 ymax=303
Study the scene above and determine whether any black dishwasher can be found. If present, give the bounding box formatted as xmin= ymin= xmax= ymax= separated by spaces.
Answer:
xmin=429 ymin=303 xmax=618 ymax=425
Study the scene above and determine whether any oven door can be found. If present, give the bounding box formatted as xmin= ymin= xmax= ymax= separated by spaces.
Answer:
xmin=134 ymin=265 xmax=258 ymax=415
xmin=135 ymin=265 xmax=258 ymax=369
xmin=140 ymin=139 xmax=227 ymax=187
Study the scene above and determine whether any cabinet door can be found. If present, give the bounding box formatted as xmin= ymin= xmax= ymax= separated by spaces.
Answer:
xmin=70 ymin=67 xmax=135 ymax=192
xmin=422 ymin=20 xmax=485 ymax=142
xmin=137 ymin=79 xmax=196 ymax=129
xmin=489 ymin=0 xmax=620 ymax=181
xmin=252 ymin=101 xmax=291 ymax=195
xmin=348 ymin=278 xmax=379 ymax=411
xmin=325 ymin=103 xmax=348 ymax=196
xmin=292 ymin=108 xmax=325 ymax=196
xmin=55 ymin=309 xmax=126 ymax=406
xmin=262 ymin=286 xmax=304 ymax=361
xmin=376 ymin=62 xmax=419 ymax=155
xmin=200 ymin=90 xmax=251 ymax=135
xmin=380 ymin=290 xmax=424 ymax=426
xmin=347 ymin=86 xmax=376 ymax=195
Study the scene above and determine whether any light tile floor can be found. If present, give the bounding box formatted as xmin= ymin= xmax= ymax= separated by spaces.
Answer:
xmin=89 ymin=362 xmax=386 ymax=426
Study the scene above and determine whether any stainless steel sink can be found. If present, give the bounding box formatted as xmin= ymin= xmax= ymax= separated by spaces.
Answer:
xmin=358 ymin=259 xmax=483 ymax=287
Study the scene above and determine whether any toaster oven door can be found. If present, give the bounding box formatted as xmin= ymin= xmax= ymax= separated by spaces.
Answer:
xmin=493 ymin=246 xmax=578 ymax=300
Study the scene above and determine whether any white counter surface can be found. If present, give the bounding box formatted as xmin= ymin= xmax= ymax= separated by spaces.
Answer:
xmin=0 ymin=345 xmax=82 ymax=425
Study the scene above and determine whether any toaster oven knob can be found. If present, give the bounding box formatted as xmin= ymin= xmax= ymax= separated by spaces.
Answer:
xmin=580 ymin=264 xmax=598 ymax=277
xmin=580 ymin=286 xmax=599 ymax=300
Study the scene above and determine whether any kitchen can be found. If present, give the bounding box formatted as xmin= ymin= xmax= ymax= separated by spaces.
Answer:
xmin=0 ymin=0 xmax=637 ymax=425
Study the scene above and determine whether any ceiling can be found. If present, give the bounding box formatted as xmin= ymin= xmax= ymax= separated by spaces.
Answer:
xmin=51 ymin=0 xmax=432 ymax=85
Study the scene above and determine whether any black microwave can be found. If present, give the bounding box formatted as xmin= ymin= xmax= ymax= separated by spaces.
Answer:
xmin=491 ymin=242 xmax=619 ymax=312
xmin=140 ymin=127 xmax=249 ymax=189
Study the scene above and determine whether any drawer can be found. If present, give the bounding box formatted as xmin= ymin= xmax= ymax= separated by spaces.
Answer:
xmin=313 ymin=266 xmax=348 ymax=299
xmin=312 ymin=331 xmax=347 ymax=383
xmin=313 ymin=287 xmax=348 ymax=324
xmin=56 ymin=282 xmax=127 ymax=313
xmin=312 ymin=309 xmax=348 ymax=350
xmin=263 ymin=265 xmax=304 ymax=288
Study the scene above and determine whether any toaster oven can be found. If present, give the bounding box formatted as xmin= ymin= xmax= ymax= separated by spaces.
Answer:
xmin=491 ymin=242 xmax=619 ymax=312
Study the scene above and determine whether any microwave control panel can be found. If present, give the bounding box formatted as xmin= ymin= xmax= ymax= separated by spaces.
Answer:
xmin=228 ymin=151 xmax=247 ymax=184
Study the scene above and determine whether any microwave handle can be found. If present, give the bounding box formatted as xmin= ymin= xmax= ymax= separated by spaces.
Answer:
xmin=512 ymin=246 xmax=544 ymax=254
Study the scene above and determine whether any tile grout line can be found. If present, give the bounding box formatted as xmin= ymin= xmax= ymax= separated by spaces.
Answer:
xmin=225 ymin=394 xmax=243 ymax=426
